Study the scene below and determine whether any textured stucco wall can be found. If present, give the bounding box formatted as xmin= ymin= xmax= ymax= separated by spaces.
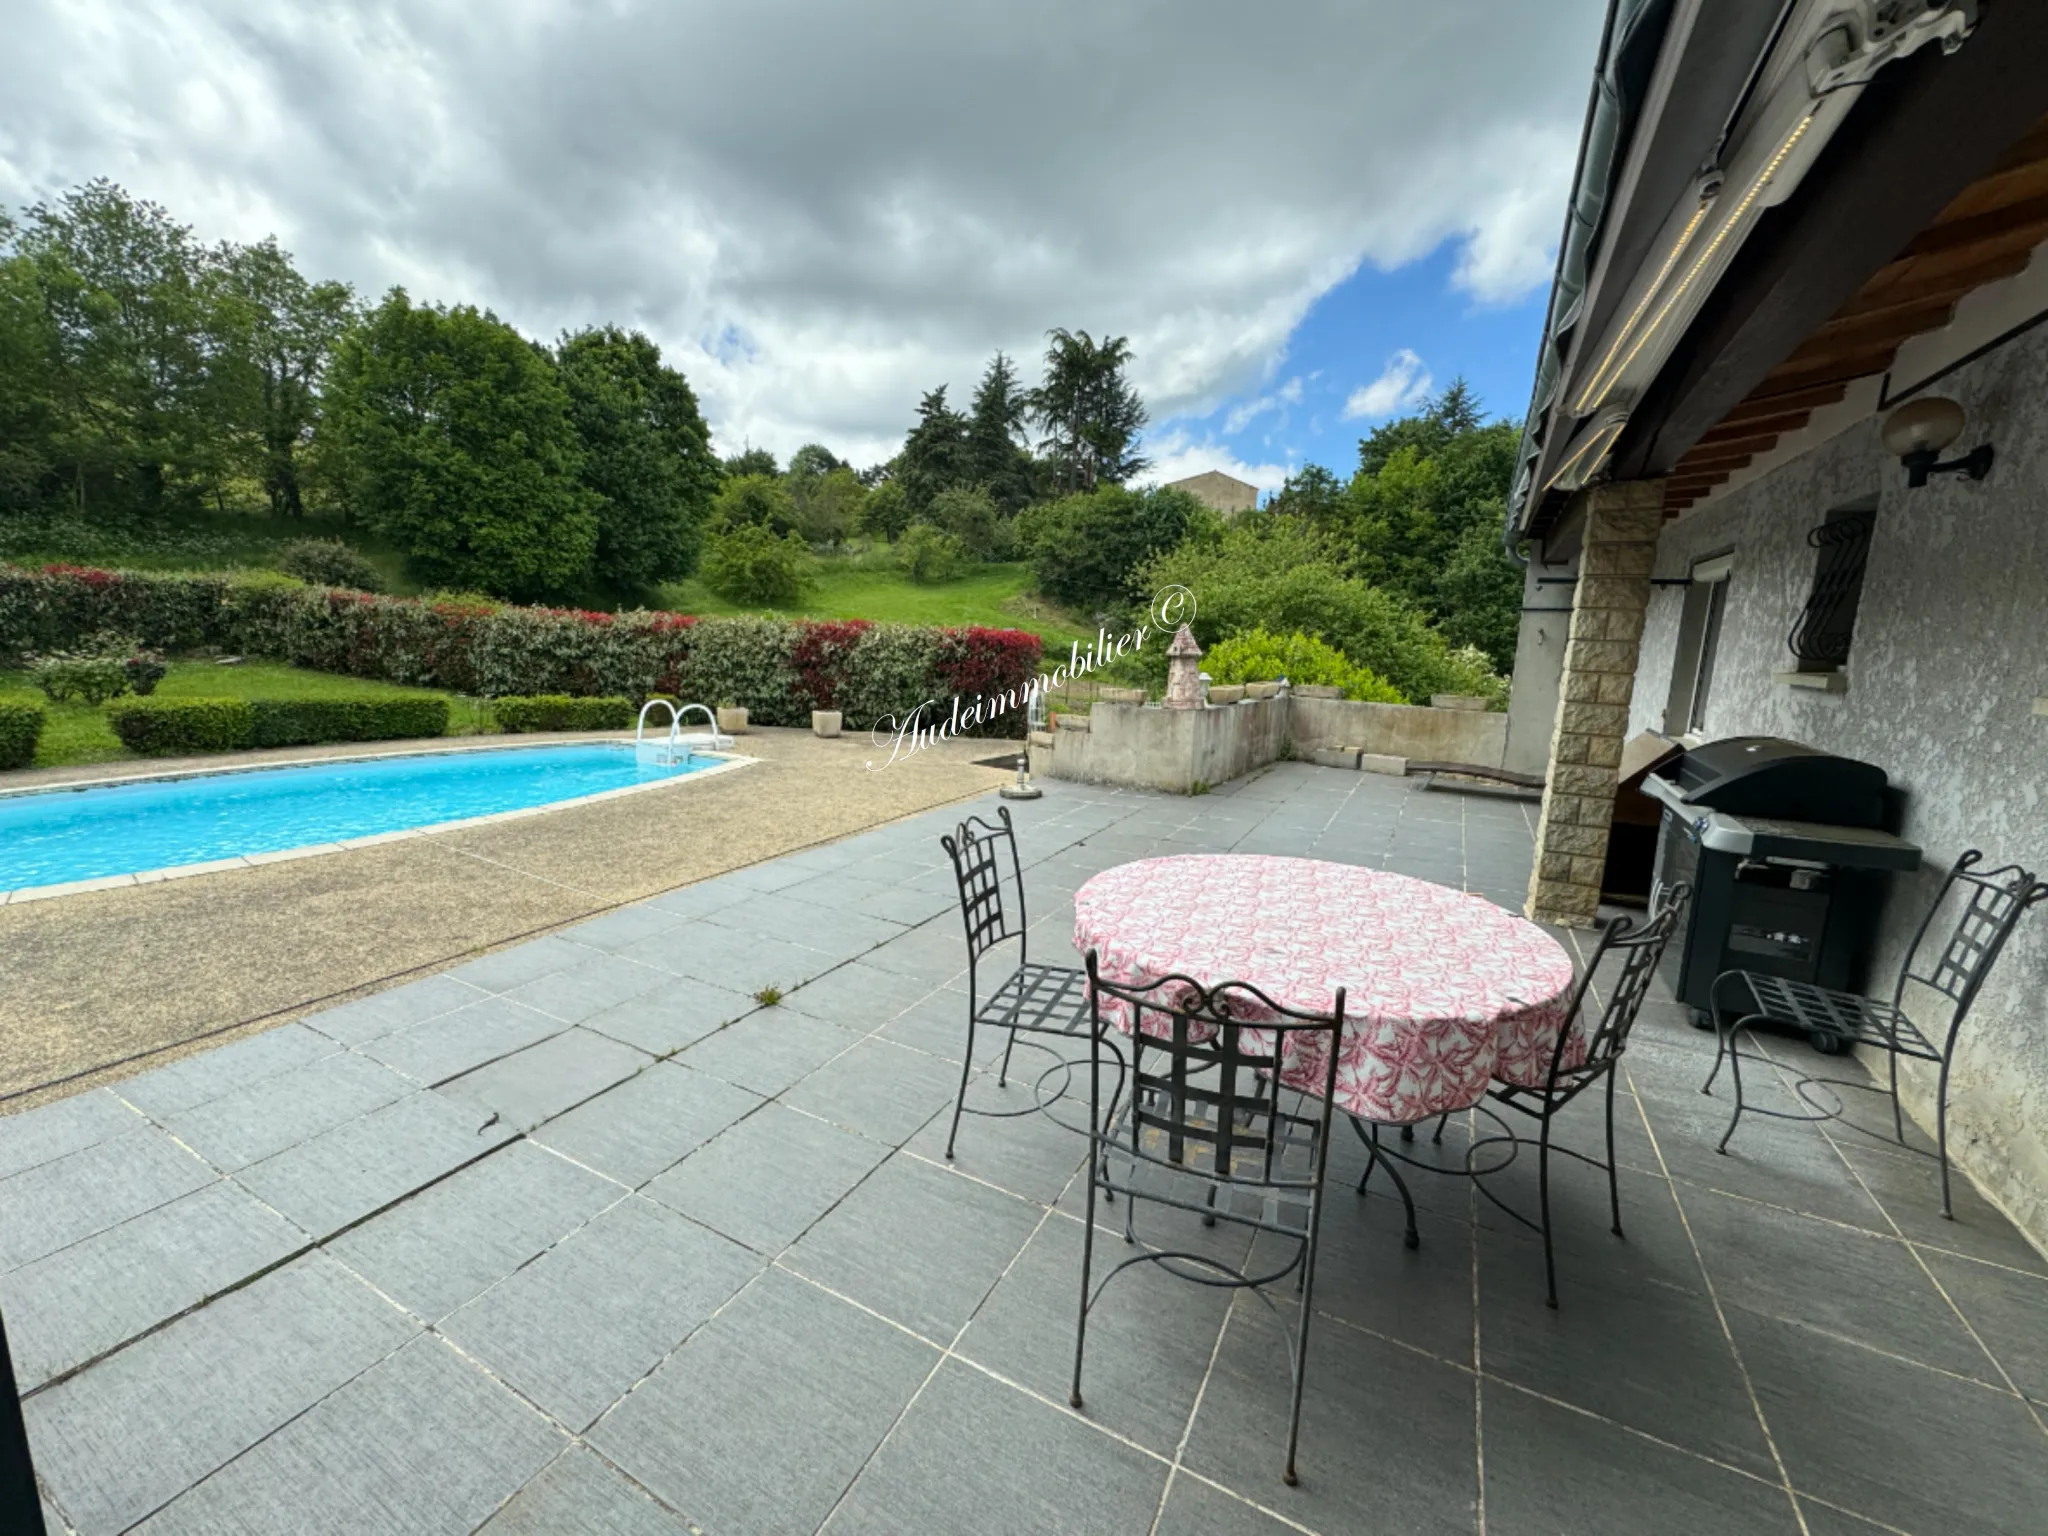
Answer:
xmin=1629 ymin=320 xmax=2048 ymax=1249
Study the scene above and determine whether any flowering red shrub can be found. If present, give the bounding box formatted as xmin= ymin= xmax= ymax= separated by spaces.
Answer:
xmin=791 ymin=620 xmax=872 ymax=712
xmin=935 ymin=626 xmax=1045 ymax=734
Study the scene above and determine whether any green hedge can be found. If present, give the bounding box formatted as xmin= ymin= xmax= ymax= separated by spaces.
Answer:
xmin=247 ymin=697 xmax=452 ymax=748
xmin=106 ymin=699 xmax=256 ymax=756
xmin=0 ymin=702 xmax=44 ymax=770
xmin=106 ymin=696 xmax=450 ymax=755
xmin=491 ymin=695 xmax=635 ymax=732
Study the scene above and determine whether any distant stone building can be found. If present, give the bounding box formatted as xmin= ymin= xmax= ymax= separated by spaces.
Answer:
xmin=1166 ymin=469 xmax=1259 ymax=516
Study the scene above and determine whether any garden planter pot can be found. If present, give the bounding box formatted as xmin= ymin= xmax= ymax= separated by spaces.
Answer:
xmin=1430 ymin=694 xmax=1487 ymax=711
xmin=1206 ymin=685 xmax=1245 ymax=705
xmin=812 ymin=710 xmax=842 ymax=738
xmin=1244 ymin=682 xmax=1281 ymax=700
xmin=1099 ymin=687 xmax=1147 ymax=705
xmin=716 ymin=706 xmax=750 ymax=734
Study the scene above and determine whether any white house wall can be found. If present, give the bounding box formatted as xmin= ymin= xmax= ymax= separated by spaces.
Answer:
xmin=1627 ymin=320 xmax=2048 ymax=1251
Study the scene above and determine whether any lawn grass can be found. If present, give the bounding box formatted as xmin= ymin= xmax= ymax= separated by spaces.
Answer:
xmin=0 ymin=510 xmax=415 ymax=591
xmin=0 ymin=661 xmax=480 ymax=770
xmin=658 ymin=554 xmax=1095 ymax=644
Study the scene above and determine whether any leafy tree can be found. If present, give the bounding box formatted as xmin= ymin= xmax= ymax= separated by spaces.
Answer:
xmin=15 ymin=180 xmax=216 ymax=516
xmin=0 ymin=218 xmax=58 ymax=511
xmin=895 ymin=523 xmax=967 ymax=584
xmin=721 ymin=446 xmax=779 ymax=479
xmin=793 ymin=465 xmax=866 ymax=547
xmin=860 ymin=476 xmax=911 ymax=541
xmin=708 ymin=472 xmax=798 ymax=538
xmin=1265 ymin=464 xmax=1343 ymax=522
xmin=786 ymin=442 xmax=843 ymax=481
xmin=1028 ymin=328 xmax=1148 ymax=494
xmin=919 ymin=483 xmax=1008 ymax=561
xmin=896 ymin=386 xmax=971 ymax=512
xmin=323 ymin=289 xmax=596 ymax=599
xmin=966 ymin=351 xmax=1035 ymax=515
xmin=1016 ymin=484 xmax=1202 ymax=612
xmin=1342 ymin=379 xmax=1522 ymax=670
xmin=209 ymin=237 xmax=355 ymax=518
xmin=700 ymin=521 xmax=811 ymax=605
xmin=557 ymin=326 xmax=719 ymax=591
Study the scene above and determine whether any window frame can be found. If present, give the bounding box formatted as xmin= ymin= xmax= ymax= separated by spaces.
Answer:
xmin=1663 ymin=552 xmax=1733 ymax=739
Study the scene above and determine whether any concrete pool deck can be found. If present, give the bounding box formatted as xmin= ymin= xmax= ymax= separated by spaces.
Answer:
xmin=0 ymin=729 xmax=1017 ymax=1108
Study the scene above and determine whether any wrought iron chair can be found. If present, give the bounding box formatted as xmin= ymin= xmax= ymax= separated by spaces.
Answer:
xmin=1703 ymin=851 xmax=2047 ymax=1216
xmin=1477 ymin=885 xmax=1688 ymax=1308
xmin=1071 ymin=955 xmax=1344 ymax=1487
xmin=938 ymin=807 xmax=1101 ymax=1160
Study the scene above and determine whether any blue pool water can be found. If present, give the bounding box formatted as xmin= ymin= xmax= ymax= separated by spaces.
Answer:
xmin=0 ymin=743 xmax=719 ymax=892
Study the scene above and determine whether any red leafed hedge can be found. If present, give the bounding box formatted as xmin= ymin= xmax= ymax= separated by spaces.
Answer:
xmin=0 ymin=564 xmax=1041 ymax=738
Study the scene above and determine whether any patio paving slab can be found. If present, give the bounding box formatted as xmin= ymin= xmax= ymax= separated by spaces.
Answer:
xmin=783 ymin=958 xmax=943 ymax=1028
xmin=0 ymin=1181 xmax=307 ymax=1390
xmin=477 ymin=1446 xmax=691 ymax=1535
xmin=1152 ymin=1474 xmax=1314 ymax=1535
xmin=132 ymin=1334 xmax=563 ymax=1536
xmin=113 ymin=1023 xmax=336 ymax=1120
xmin=778 ymin=1037 xmax=962 ymax=1147
xmin=443 ymin=935 xmax=602 ymax=995
xmin=24 ymin=1253 xmax=416 ymax=1535
xmin=561 ymin=904 xmax=690 ymax=954
xmin=578 ymin=980 xmax=760 ymax=1058
xmin=299 ymin=973 xmax=485 ymax=1047
xmin=230 ymin=1090 xmax=514 ymax=1240
xmin=782 ymin=1153 xmax=1045 ymax=1343
xmin=823 ymin=1357 xmax=1169 ymax=1536
xmin=531 ymin=1061 xmax=760 ymax=1187
xmin=644 ymin=1102 xmax=890 ymax=1255
xmin=676 ymin=1009 xmax=860 ymax=1100
xmin=0 ymin=1127 xmax=216 ymax=1272
xmin=498 ymin=955 xmax=673 ymax=1025
xmin=436 ymin=1027 xmax=655 ymax=1132
xmin=358 ymin=996 xmax=570 ymax=1088
xmin=439 ymin=1195 xmax=761 ymax=1431
xmin=1921 ymin=1249 xmax=2048 ymax=1404
xmin=0 ymin=1089 xmax=138 ymax=1182
xmin=632 ymin=924 xmax=837 ymax=996
xmin=326 ymin=1141 xmax=622 ymax=1322
xmin=591 ymin=1270 xmax=937 ymax=1536
xmin=161 ymin=1050 xmax=414 ymax=1172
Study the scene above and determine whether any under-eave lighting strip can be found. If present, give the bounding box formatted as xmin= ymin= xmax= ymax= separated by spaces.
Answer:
xmin=1570 ymin=201 xmax=1710 ymax=416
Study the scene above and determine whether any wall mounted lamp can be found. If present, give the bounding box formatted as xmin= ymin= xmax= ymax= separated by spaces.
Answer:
xmin=1881 ymin=396 xmax=1993 ymax=488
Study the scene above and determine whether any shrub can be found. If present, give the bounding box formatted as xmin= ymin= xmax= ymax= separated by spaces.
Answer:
xmin=1200 ymin=628 xmax=1403 ymax=703
xmin=708 ymin=473 xmax=797 ymax=537
xmin=700 ymin=524 xmax=812 ymax=606
xmin=1017 ymin=485 xmax=1205 ymax=612
xmin=789 ymin=620 xmax=871 ymax=713
xmin=274 ymin=538 xmax=386 ymax=593
xmin=29 ymin=651 xmax=130 ymax=705
xmin=683 ymin=615 xmax=802 ymax=726
xmin=123 ymin=648 xmax=167 ymax=696
xmin=107 ymin=698 xmax=256 ymax=755
xmin=0 ymin=702 xmax=44 ymax=769
xmin=490 ymin=695 xmax=636 ymax=732
xmin=246 ymin=697 xmax=452 ymax=748
xmin=919 ymin=486 xmax=1009 ymax=562
xmin=895 ymin=524 xmax=967 ymax=585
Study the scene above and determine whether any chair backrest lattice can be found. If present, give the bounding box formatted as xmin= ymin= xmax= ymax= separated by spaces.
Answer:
xmin=1896 ymin=853 xmax=2048 ymax=1029
xmin=1085 ymin=960 xmax=1344 ymax=1201
xmin=942 ymin=809 xmax=1028 ymax=968
xmin=1551 ymin=883 xmax=1690 ymax=1084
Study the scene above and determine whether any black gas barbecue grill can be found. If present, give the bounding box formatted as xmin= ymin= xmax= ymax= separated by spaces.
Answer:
xmin=1642 ymin=737 xmax=1921 ymax=1049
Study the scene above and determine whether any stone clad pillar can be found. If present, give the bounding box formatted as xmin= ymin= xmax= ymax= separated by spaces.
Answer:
xmin=1524 ymin=479 xmax=1665 ymax=928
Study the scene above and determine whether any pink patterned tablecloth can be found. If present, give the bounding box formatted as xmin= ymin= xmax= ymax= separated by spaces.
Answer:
xmin=1073 ymin=855 xmax=1577 ymax=1123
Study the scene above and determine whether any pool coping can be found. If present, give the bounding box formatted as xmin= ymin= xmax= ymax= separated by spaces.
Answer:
xmin=0 ymin=742 xmax=755 ymax=906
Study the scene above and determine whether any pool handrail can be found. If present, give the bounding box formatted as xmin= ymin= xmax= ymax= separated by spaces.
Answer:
xmin=635 ymin=700 xmax=732 ymax=765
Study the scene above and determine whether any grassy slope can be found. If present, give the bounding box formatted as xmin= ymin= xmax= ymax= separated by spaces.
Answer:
xmin=0 ymin=662 xmax=478 ymax=770
xmin=657 ymin=556 xmax=1094 ymax=645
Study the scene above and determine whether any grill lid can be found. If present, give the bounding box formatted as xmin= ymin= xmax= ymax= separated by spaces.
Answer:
xmin=1654 ymin=735 xmax=1888 ymax=826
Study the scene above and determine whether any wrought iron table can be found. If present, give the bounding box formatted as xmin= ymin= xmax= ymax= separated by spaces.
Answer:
xmin=1072 ymin=855 xmax=1576 ymax=1122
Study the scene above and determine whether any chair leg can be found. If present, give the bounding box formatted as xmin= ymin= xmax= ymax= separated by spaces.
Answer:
xmin=1283 ymin=1210 xmax=1324 ymax=1487
xmin=998 ymin=1026 xmax=1019 ymax=1089
xmin=1701 ymin=1014 xmax=1730 ymax=1095
xmin=1381 ymin=1146 xmax=1420 ymax=1252
xmin=1070 ymin=1134 xmax=1098 ymax=1410
xmin=1539 ymin=1113 xmax=1558 ymax=1309
xmin=1889 ymin=1047 xmax=1906 ymax=1145
xmin=944 ymin=1017 xmax=977 ymax=1160
xmin=1937 ymin=1055 xmax=1955 ymax=1220
xmin=1715 ymin=1022 xmax=1750 ymax=1154
xmin=1604 ymin=1073 xmax=1624 ymax=1239
xmin=1431 ymin=1112 xmax=1449 ymax=1146
xmin=1355 ymin=1120 xmax=1379 ymax=1196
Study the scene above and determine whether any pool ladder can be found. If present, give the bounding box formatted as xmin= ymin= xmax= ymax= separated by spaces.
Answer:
xmin=635 ymin=701 xmax=732 ymax=767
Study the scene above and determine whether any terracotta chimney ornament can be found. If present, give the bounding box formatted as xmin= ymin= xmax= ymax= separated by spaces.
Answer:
xmin=1164 ymin=624 xmax=1205 ymax=709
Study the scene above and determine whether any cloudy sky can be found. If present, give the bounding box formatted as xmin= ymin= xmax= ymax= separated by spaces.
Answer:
xmin=0 ymin=0 xmax=1607 ymax=489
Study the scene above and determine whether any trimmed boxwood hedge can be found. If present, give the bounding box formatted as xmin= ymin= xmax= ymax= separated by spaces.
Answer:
xmin=247 ymin=697 xmax=450 ymax=748
xmin=491 ymin=695 xmax=635 ymax=733
xmin=0 ymin=702 xmax=45 ymax=769
xmin=106 ymin=699 xmax=255 ymax=756
xmin=106 ymin=696 xmax=451 ymax=756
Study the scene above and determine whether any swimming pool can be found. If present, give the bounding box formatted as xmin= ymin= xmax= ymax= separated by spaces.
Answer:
xmin=0 ymin=743 xmax=732 ymax=896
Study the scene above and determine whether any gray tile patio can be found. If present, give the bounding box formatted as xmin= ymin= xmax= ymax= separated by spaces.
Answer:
xmin=2 ymin=763 xmax=2044 ymax=1533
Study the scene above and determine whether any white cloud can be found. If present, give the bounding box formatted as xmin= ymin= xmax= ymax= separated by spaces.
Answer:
xmin=1342 ymin=349 xmax=1433 ymax=421
xmin=0 ymin=0 xmax=1604 ymax=464
xmin=1222 ymin=374 xmax=1305 ymax=435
